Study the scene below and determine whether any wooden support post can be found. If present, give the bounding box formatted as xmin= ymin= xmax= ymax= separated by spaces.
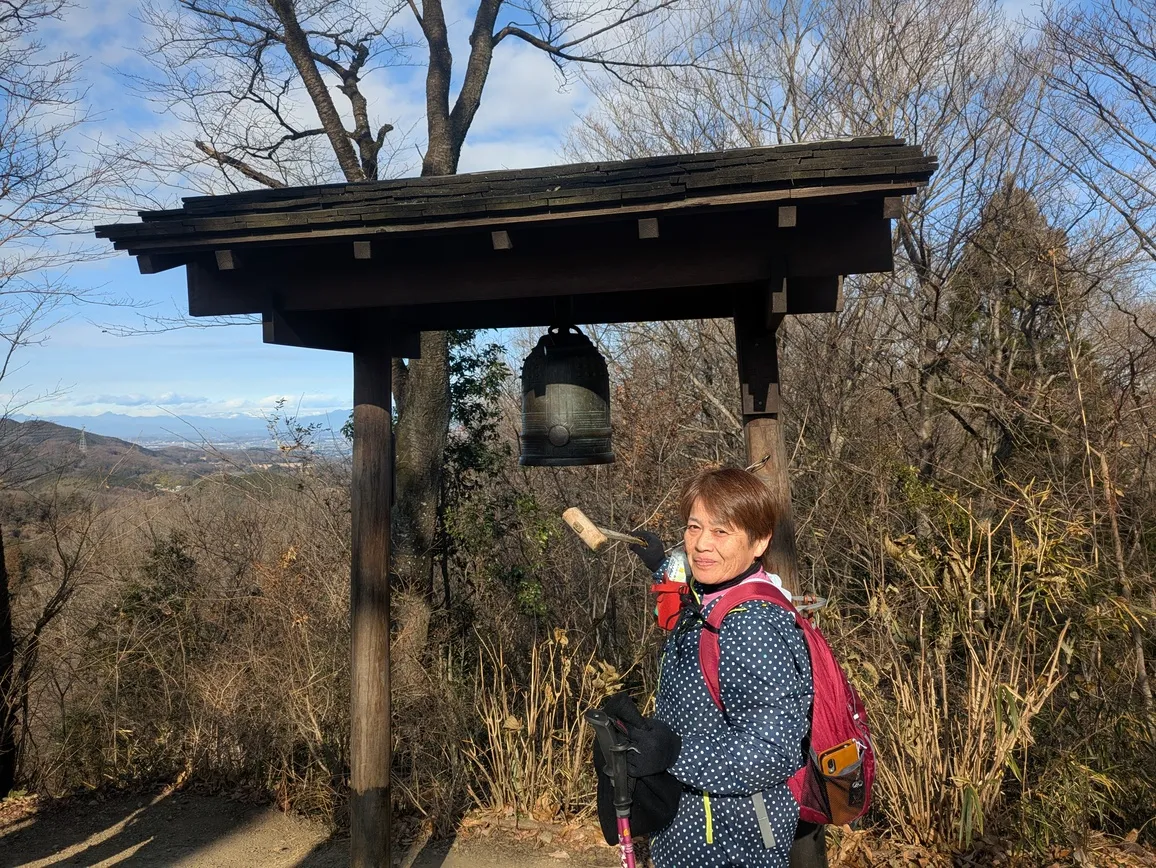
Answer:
xmin=734 ymin=287 xmax=829 ymax=868
xmin=743 ymin=415 xmax=797 ymax=593
xmin=351 ymin=341 xmax=392 ymax=868
xmin=734 ymin=286 xmax=796 ymax=596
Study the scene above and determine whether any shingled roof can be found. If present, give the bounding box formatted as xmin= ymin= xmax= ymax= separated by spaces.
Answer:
xmin=96 ymin=136 xmax=936 ymax=255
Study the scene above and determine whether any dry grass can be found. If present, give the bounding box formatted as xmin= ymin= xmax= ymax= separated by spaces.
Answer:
xmin=867 ymin=490 xmax=1075 ymax=847
xmin=465 ymin=628 xmax=625 ymax=823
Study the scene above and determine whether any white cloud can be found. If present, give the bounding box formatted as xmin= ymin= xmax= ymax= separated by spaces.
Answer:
xmin=43 ymin=1 xmax=147 ymax=68
xmin=21 ymin=392 xmax=350 ymax=418
xmin=459 ymin=138 xmax=569 ymax=172
xmin=76 ymin=392 xmax=209 ymax=407
xmin=470 ymin=43 xmax=591 ymax=137
xmin=256 ymin=394 xmax=347 ymax=411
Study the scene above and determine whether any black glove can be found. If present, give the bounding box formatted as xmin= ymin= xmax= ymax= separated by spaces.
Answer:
xmin=603 ymin=693 xmax=681 ymax=777
xmin=628 ymin=530 xmax=667 ymax=573
xmin=624 ymin=716 xmax=681 ymax=778
xmin=604 ymin=691 xmax=647 ymax=728
xmin=593 ymin=693 xmax=683 ymax=845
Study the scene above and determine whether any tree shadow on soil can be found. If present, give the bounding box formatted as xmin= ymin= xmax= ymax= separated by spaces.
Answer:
xmin=0 ymin=792 xmax=318 ymax=867
xmin=293 ymin=827 xmax=459 ymax=868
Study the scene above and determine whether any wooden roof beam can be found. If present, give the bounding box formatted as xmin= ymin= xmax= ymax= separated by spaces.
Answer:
xmin=137 ymin=253 xmax=188 ymax=275
xmin=772 ymin=276 xmax=844 ymax=315
xmin=263 ymin=308 xmax=422 ymax=357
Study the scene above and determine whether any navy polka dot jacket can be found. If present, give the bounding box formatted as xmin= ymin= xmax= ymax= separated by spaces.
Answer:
xmin=651 ymin=587 xmax=814 ymax=867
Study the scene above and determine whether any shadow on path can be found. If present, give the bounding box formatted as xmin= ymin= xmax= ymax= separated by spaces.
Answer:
xmin=0 ymin=791 xmax=328 ymax=867
xmin=2 ymin=792 xmax=618 ymax=867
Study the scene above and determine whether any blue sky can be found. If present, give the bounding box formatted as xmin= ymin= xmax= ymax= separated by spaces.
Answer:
xmin=6 ymin=1 xmax=593 ymax=422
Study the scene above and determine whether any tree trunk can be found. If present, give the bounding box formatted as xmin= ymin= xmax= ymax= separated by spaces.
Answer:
xmin=0 ymin=527 xmax=16 ymax=796
xmin=392 ymin=331 xmax=450 ymax=595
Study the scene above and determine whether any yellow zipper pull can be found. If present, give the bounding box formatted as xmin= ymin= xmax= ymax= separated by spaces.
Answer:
xmin=703 ymin=792 xmax=713 ymax=844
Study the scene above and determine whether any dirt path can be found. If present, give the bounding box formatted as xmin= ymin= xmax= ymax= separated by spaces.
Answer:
xmin=0 ymin=792 xmax=619 ymax=868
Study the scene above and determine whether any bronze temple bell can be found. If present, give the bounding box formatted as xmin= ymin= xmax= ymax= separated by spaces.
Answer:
xmin=520 ymin=325 xmax=615 ymax=466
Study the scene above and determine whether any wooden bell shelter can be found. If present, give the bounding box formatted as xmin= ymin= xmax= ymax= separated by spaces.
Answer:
xmin=97 ymin=135 xmax=936 ymax=867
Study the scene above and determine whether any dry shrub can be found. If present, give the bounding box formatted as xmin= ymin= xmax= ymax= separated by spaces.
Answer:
xmin=465 ymin=627 xmax=625 ymax=822
xmin=15 ymin=467 xmax=481 ymax=831
xmin=0 ymin=471 xmax=336 ymax=808
xmin=851 ymin=486 xmax=1086 ymax=848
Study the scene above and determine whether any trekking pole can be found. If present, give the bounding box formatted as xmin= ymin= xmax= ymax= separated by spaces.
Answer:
xmin=585 ymin=708 xmax=637 ymax=868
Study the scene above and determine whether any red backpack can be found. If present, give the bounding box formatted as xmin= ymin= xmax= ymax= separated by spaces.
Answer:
xmin=698 ymin=579 xmax=874 ymax=827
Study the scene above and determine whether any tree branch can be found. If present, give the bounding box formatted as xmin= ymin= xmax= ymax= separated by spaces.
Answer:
xmin=195 ymin=140 xmax=286 ymax=188
xmin=267 ymin=0 xmax=364 ymax=182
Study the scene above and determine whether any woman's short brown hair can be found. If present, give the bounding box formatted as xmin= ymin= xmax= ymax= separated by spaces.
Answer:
xmin=679 ymin=467 xmax=777 ymax=543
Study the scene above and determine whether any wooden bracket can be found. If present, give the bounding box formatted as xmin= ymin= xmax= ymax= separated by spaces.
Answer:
xmin=215 ymin=249 xmax=239 ymax=271
xmin=388 ymin=329 xmax=421 ymax=359
xmin=734 ymin=285 xmax=783 ymax=418
xmin=188 ymin=259 xmax=267 ymax=317
xmin=137 ymin=253 xmax=186 ymax=275
xmin=765 ymin=275 xmax=844 ymax=320
xmin=782 ymin=276 xmax=844 ymax=314
xmin=264 ymin=308 xmax=422 ymax=358
xmin=786 ymin=204 xmax=892 ymax=277
xmin=263 ymin=308 xmax=356 ymax=352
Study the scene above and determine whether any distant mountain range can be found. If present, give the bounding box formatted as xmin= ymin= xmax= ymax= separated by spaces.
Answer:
xmin=0 ymin=417 xmax=296 ymax=490
xmin=13 ymin=411 xmax=353 ymax=447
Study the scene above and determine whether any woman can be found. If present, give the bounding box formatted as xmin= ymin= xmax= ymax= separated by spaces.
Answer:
xmin=625 ymin=467 xmax=813 ymax=868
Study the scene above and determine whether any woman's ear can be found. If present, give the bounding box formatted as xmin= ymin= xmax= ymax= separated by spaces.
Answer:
xmin=754 ymin=535 xmax=772 ymax=559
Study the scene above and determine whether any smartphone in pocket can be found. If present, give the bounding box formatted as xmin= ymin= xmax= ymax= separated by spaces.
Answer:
xmin=817 ymin=740 xmax=861 ymax=777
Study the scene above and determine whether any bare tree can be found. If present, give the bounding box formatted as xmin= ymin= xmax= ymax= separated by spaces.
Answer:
xmin=1 ymin=0 xmax=113 ymax=410
xmin=128 ymin=0 xmax=687 ymax=609
xmin=1032 ymin=0 xmax=1156 ymax=264
xmin=571 ymin=0 xmax=1156 ymax=839
xmin=0 ymin=0 xmax=121 ymax=796
xmin=570 ymin=0 xmax=1052 ymax=488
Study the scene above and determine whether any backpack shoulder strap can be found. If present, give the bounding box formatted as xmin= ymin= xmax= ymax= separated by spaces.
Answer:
xmin=698 ymin=579 xmax=800 ymax=712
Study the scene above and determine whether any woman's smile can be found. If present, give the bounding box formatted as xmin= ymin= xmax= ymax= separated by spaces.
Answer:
xmin=684 ymin=497 xmax=770 ymax=585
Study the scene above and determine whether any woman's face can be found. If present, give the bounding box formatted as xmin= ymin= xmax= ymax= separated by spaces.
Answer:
xmin=684 ymin=497 xmax=771 ymax=585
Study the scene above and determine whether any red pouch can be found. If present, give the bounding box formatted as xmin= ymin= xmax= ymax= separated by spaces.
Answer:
xmin=650 ymin=581 xmax=688 ymax=630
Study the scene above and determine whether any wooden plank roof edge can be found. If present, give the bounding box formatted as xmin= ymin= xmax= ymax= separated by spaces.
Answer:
xmin=95 ymin=158 xmax=937 ymax=240
xmin=167 ymin=135 xmax=920 ymax=204
xmin=97 ymin=179 xmax=928 ymax=253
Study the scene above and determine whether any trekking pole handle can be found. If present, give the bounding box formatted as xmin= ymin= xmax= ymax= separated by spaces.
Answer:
xmin=585 ymin=708 xmax=633 ymax=816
